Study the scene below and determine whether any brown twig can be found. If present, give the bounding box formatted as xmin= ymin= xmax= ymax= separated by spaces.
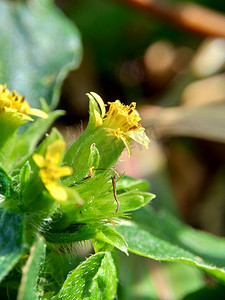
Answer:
xmin=111 ymin=176 xmax=119 ymax=213
xmin=115 ymin=0 xmax=225 ymax=38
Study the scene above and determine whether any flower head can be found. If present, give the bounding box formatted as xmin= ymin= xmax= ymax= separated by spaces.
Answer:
xmin=33 ymin=140 xmax=73 ymax=201
xmin=0 ymin=84 xmax=48 ymax=121
xmin=88 ymin=92 xmax=150 ymax=156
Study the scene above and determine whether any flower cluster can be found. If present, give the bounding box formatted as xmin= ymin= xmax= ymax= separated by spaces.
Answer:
xmin=0 ymin=84 xmax=47 ymax=121
xmin=0 ymin=86 xmax=152 ymax=231
xmin=89 ymin=92 xmax=150 ymax=156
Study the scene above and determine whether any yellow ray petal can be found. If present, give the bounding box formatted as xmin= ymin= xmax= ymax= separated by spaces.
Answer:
xmin=32 ymin=153 xmax=46 ymax=168
xmin=46 ymin=183 xmax=68 ymax=201
xmin=56 ymin=166 xmax=73 ymax=177
xmin=46 ymin=140 xmax=65 ymax=165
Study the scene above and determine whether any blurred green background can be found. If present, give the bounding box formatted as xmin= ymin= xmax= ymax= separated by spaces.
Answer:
xmin=55 ymin=1 xmax=225 ymax=298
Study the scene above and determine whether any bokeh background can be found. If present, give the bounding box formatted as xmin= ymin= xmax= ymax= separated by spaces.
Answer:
xmin=53 ymin=1 xmax=225 ymax=298
xmin=56 ymin=0 xmax=225 ymax=235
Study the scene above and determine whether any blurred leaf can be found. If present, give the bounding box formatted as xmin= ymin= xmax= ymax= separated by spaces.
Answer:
xmin=142 ymin=104 xmax=225 ymax=144
xmin=183 ymin=284 xmax=225 ymax=300
xmin=190 ymin=38 xmax=225 ymax=78
xmin=117 ymin=253 xmax=158 ymax=300
xmin=160 ymin=262 xmax=205 ymax=300
xmin=58 ymin=252 xmax=117 ymax=300
xmin=182 ymin=74 xmax=225 ymax=106
xmin=116 ymin=207 xmax=225 ymax=282
xmin=18 ymin=236 xmax=46 ymax=300
xmin=0 ymin=209 xmax=24 ymax=282
xmin=33 ymin=127 xmax=64 ymax=157
xmin=0 ymin=0 xmax=82 ymax=108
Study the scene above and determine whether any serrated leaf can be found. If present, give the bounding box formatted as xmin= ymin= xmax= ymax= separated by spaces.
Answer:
xmin=18 ymin=236 xmax=46 ymax=300
xmin=58 ymin=252 xmax=117 ymax=300
xmin=0 ymin=209 xmax=24 ymax=282
xmin=116 ymin=207 xmax=225 ymax=282
xmin=0 ymin=0 xmax=82 ymax=109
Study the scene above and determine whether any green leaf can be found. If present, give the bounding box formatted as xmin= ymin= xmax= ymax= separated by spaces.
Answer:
xmin=0 ymin=167 xmax=11 ymax=198
xmin=116 ymin=207 xmax=225 ymax=282
xmin=18 ymin=236 xmax=46 ymax=300
xmin=87 ymin=143 xmax=100 ymax=171
xmin=0 ymin=113 xmax=23 ymax=156
xmin=94 ymin=225 xmax=128 ymax=254
xmin=100 ymin=190 xmax=155 ymax=214
xmin=0 ymin=209 xmax=24 ymax=282
xmin=58 ymin=252 xmax=117 ymax=300
xmin=86 ymin=92 xmax=102 ymax=131
xmin=64 ymin=143 xmax=100 ymax=185
xmin=0 ymin=0 xmax=82 ymax=109
xmin=19 ymin=162 xmax=31 ymax=196
xmin=117 ymin=191 xmax=155 ymax=212
xmin=40 ymin=223 xmax=99 ymax=244
xmin=116 ymin=176 xmax=150 ymax=192
xmin=40 ymin=292 xmax=56 ymax=300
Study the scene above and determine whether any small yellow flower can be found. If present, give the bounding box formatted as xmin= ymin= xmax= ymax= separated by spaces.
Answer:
xmin=33 ymin=140 xmax=73 ymax=201
xmin=88 ymin=92 xmax=150 ymax=156
xmin=0 ymin=84 xmax=48 ymax=121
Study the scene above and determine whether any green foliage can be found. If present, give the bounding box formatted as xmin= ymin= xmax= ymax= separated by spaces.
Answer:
xmin=117 ymin=207 xmax=225 ymax=282
xmin=0 ymin=210 xmax=24 ymax=281
xmin=18 ymin=236 xmax=46 ymax=300
xmin=58 ymin=252 xmax=117 ymax=300
xmin=93 ymin=225 xmax=128 ymax=254
xmin=0 ymin=0 xmax=82 ymax=109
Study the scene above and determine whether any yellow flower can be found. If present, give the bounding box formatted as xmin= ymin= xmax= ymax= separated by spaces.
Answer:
xmin=33 ymin=140 xmax=73 ymax=201
xmin=88 ymin=92 xmax=150 ymax=156
xmin=0 ymin=84 xmax=48 ymax=121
